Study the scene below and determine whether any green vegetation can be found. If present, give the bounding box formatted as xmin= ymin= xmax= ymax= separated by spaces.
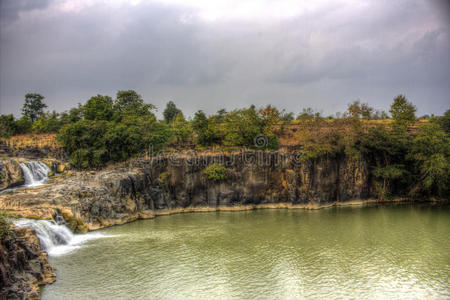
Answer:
xmin=203 ymin=164 xmax=227 ymax=181
xmin=158 ymin=171 xmax=170 ymax=185
xmin=1 ymin=91 xmax=448 ymax=200
xmin=163 ymin=101 xmax=182 ymax=124
xmin=57 ymin=91 xmax=170 ymax=168
xmin=22 ymin=93 xmax=47 ymax=122
xmin=0 ymin=210 xmax=11 ymax=239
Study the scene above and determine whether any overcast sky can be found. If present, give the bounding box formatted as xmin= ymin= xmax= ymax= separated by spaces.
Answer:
xmin=0 ymin=0 xmax=449 ymax=118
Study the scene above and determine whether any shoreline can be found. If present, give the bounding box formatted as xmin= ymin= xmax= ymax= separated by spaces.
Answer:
xmin=82 ymin=197 xmax=449 ymax=231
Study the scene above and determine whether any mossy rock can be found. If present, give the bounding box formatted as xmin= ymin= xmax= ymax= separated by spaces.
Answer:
xmin=59 ymin=210 xmax=88 ymax=233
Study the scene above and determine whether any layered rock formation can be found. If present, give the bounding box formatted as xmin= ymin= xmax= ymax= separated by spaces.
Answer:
xmin=0 ymin=152 xmax=374 ymax=232
xmin=0 ymin=160 xmax=24 ymax=190
xmin=0 ymin=226 xmax=56 ymax=299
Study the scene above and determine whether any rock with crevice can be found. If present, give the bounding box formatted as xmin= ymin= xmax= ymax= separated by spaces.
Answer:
xmin=0 ymin=226 xmax=56 ymax=300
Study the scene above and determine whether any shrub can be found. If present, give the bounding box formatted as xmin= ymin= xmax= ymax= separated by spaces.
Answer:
xmin=158 ymin=171 xmax=170 ymax=185
xmin=203 ymin=164 xmax=227 ymax=181
xmin=0 ymin=210 xmax=11 ymax=239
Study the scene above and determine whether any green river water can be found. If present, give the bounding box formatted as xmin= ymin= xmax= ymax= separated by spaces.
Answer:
xmin=42 ymin=204 xmax=449 ymax=299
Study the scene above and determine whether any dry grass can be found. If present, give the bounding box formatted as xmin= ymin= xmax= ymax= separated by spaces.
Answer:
xmin=1 ymin=134 xmax=62 ymax=150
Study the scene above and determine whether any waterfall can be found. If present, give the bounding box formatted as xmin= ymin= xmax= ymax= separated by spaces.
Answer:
xmin=19 ymin=161 xmax=51 ymax=187
xmin=13 ymin=219 xmax=108 ymax=256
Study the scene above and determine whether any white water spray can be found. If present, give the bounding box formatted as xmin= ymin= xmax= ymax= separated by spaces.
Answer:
xmin=19 ymin=161 xmax=51 ymax=187
xmin=13 ymin=219 xmax=107 ymax=256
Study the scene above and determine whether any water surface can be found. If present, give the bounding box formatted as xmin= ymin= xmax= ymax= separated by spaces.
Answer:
xmin=43 ymin=204 xmax=450 ymax=299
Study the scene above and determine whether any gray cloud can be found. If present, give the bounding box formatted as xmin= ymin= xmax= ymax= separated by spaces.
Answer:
xmin=1 ymin=0 xmax=449 ymax=118
xmin=0 ymin=0 xmax=53 ymax=25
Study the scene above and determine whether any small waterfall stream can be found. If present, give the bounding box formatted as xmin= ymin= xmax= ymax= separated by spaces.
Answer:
xmin=13 ymin=219 xmax=108 ymax=256
xmin=19 ymin=161 xmax=51 ymax=187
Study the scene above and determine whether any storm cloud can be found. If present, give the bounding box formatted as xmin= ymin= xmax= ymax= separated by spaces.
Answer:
xmin=0 ymin=0 xmax=449 ymax=118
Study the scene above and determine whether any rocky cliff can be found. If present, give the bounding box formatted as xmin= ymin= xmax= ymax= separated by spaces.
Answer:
xmin=0 ymin=152 xmax=375 ymax=232
xmin=0 ymin=226 xmax=56 ymax=299
xmin=0 ymin=160 xmax=24 ymax=190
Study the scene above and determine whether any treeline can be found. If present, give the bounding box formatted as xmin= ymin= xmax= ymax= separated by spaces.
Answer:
xmin=0 ymin=91 xmax=449 ymax=199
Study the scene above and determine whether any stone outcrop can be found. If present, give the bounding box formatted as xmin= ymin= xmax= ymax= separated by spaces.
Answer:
xmin=0 ymin=152 xmax=374 ymax=232
xmin=0 ymin=226 xmax=56 ymax=299
xmin=0 ymin=160 xmax=24 ymax=190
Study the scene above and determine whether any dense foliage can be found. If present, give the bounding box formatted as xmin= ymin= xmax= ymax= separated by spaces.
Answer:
xmin=203 ymin=164 xmax=227 ymax=181
xmin=0 ymin=210 xmax=10 ymax=239
xmin=0 ymin=92 xmax=448 ymax=200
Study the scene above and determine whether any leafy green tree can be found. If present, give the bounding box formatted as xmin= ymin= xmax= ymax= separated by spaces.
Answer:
xmin=163 ymin=101 xmax=182 ymax=124
xmin=22 ymin=93 xmax=47 ymax=122
xmin=57 ymin=120 xmax=109 ymax=168
xmin=0 ymin=114 xmax=18 ymax=138
xmin=346 ymin=100 xmax=373 ymax=120
xmin=170 ymin=113 xmax=192 ymax=145
xmin=84 ymin=95 xmax=114 ymax=121
xmin=15 ymin=116 xmax=33 ymax=134
xmin=215 ymin=109 xmax=227 ymax=123
xmin=59 ymin=105 xmax=84 ymax=125
xmin=258 ymin=105 xmax=279 ymax=135
xmin=192 ymin=110 xmax=219 ymax=146
xmin=114 ymin=90 xmax=154 ymax=119
xmin=390 ymin=95 xmax=416 ymax=128
xmin=32 ymin=111 xmax=62 ymax=133
xmin=409 ymin=122 xmax=449 ymax=197
xmin=360 ymin=126 xmax=412 ymax=199
xmin=223 ymin=107 xmax=261 ymax=147
xmin=434 ymin=109 xmax=450 ymax=134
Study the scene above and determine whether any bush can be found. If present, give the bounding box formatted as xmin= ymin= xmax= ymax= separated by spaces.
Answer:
xmin=0 ymin=210 xmax=11 ymax=239
xmin=158 ymin=171 xmax=170 ymax=185
xmin=0 ymin=114 xmax=17 ymax=138
xmin=203 ymin=164 xmax=227 ymax=181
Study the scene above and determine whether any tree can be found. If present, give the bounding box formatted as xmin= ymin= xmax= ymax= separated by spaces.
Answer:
xmin=163 ymin=101 xmax=182 ymax=124
xmin=32 ymin=111 xmax=62 ymax=133
xmin=409 ymin=122 xmax=449 ymax=197
xmin=15 ymin=117 xmax=32 ymax=134
xmin=296 ymin=108 xmax=315 ymax=121
xmin=223 ymin=107 xmax=262 ymax=147
xmin=390 ymin=95 xmax=416 ymax=127
xmin=279 ymin=110 xmax=294 ymax=121
xmin=170 ymin=113 xmax=192 ymax=145
xmin=59 ymin=104 xmax=84 ymax=125
xmin=84 ymin=95 xmax=114 ymax=121
xmin=192 ymin=110 xmax=218 ymax=146
xmin=258 ymin=105 xmax=279 ymax=135
xmin=57 ymin=120 xmax=109 ymax=168
xmin=0 ymin=114 xmax=17 ymax=138
xmin=215 ymin=109 xmax=227 ymax=123
xmin=346 ymin=100 xmax=373 ymax=120
xmin=360 ymin=126 xmax=411 ymax=199
xmin=114 ymin=90 xmax=154 ymax=119
xmin=22 ymin=93 xmax=47 ymax=122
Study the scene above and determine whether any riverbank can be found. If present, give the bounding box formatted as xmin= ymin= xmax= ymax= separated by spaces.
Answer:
xmin=1 ymin=152 xmax=448 ymax=233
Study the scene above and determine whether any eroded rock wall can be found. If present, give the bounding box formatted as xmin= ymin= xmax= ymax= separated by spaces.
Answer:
xmin=0 ymin=152 xmax=374 ymax=231
xmin=0 ymin=226 xmax=56 ymax=299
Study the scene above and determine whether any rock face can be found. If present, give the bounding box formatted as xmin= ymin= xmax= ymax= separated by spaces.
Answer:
xmin=0 ymin=226 xmax=56 ymax=299
xmin=0 ymin=152 xmax=374 ymax=232
xmin=0 ymin=160 xmax=24 ymax=190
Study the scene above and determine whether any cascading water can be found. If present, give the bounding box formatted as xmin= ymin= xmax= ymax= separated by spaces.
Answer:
xmin=19 ymin=161 xmax=51 ymax=187
xmin=13 ymin=219 xmax=108 ymax=256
